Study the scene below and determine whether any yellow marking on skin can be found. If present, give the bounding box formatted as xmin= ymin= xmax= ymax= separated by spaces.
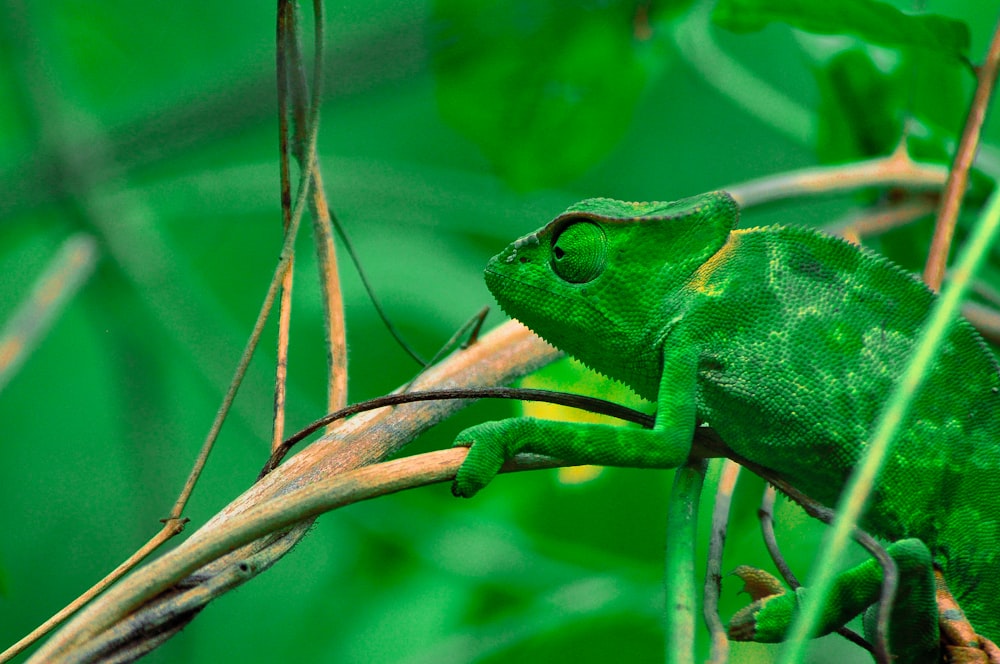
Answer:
xmin=687 ymin=232 xmax=742 ymax=296
xmin=796 ymin=305 xmax=821 ymax=318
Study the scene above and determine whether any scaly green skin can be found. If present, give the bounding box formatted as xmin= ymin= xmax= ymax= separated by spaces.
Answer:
xmin=452 ymin=192 xmax=1000 ymax=661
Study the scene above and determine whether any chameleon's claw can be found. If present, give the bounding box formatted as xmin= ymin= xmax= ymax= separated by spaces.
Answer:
xmin=451 ymin=457 xmax=486 ymax=498
xmin=451 ymin=457 xmax=495 ymax=498
xmin=450 ymin=479 xmax=474 ymax=498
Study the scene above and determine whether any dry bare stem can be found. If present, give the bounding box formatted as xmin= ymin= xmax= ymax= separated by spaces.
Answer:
xmin=924 ymin=14 xmax=1000 ymax=290
xmin=29 ymin=321 xmax=559 ymax=663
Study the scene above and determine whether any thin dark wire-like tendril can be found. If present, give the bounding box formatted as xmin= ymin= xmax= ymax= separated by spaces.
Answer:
xmin=258 ymin=387 xmax=659 ymax=478
xmin=329 ymin=207 xmax=428 ymax=366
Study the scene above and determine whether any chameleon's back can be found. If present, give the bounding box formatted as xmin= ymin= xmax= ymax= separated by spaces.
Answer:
xmin=686 ymin=225 xmax=1000 ymax=639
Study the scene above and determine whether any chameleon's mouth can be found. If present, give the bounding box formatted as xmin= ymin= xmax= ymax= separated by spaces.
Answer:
xmin=484 ymin=246 xmax=531 ymax=296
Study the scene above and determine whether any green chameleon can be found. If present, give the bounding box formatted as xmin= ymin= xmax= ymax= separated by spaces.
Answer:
xmin=451 ymin=191 xmax=1000 ymax=662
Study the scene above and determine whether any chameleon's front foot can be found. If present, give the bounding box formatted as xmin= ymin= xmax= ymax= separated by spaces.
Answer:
xmin=452 ymin=420 xmax=524 ymax=498
xmin=452 ymin=415 xmax=692 ymax=497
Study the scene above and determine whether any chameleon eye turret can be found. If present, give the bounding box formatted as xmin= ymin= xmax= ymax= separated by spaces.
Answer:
xmin=550 ymin=220 xmax=607 ymax=284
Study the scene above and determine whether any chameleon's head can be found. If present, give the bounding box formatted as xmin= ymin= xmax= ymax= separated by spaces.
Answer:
xmin=485 ymin=191 xmax=738 ymax=396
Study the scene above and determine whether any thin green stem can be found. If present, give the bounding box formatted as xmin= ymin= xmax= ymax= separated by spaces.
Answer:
xmin=665 ymin=459 xmax=707 ymax=664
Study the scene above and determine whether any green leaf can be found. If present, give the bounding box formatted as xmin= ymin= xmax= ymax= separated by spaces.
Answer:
xmin=902 ymin=48 xmax=971 ymax=162
xmin=813 ymin=48 xmax=904 ymax=163
xmin=713 ymin=0 xmax=970 ymax=59
xmin=428 ymin=0 xmax=668 ymax=191
xmin=808 ymin=41 xmax=971 ymax=165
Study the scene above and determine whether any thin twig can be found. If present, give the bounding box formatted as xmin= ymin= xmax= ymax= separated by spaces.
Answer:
xmin=258 ymin=386 xmax=666 ymax=477
xmin=705 ymin=459 xmax=740 ymax=664
xmin=330 ymin=210 xmax=428 ymax=366
xmin=166 ymin=145 xmax=315 ymax=520
xmin=272 ymin=0 xmax=297 ymax=452
xmin=758 ymin=479 xmax=892 ymax=664
xmin=285 ymin=0 xmax=347 ymax=427
xmin=727 ymin=151 xmax=947 ymax=208
xmin=272 ymin=258 xmax=295 ymax=451
xmin=401 ymin=305 xmax=490 ymax=392
xmin=823 ymin=199 xmax=937 ymax=242
xmin=758 ymin=486 xmax=871 ymax=653
xmin=167 ymin=0 xmax=326 ymax=519
xmin=308 ymin=179 xmax=349 ymax=430
xmin=758 ymin=486 xmax=799 ymax=587
xmin=924 ymin=13 xmax=1000 ymax=290
xmin=0 ymin=233 xmax=98 ymax=394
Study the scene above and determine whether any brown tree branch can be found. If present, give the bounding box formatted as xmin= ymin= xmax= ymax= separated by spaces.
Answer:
xmin=28 ymin=321 xmax=560 ymax=662
xmin=726 ymin=151 xmax=947 ymax=208
xmin=924 ymin=14 xmax=1000 ymax=290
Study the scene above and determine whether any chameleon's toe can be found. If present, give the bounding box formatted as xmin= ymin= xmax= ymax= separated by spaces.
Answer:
xmin=727 ymin=593 xmax=795 ymax=643
xmin=727 ymin=601 xmax=764 ymax=641
xmin=452 ymin=458 xmax=489 ymax=498
xmin=727 ymin=567 xmax=792 ymax=643
xmin=731 ymin=565 xmax=785 ymax=601
xmin=451 ymin=423 xmax=509 ymax=498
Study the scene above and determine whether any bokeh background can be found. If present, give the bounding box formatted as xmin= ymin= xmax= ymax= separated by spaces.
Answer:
xmin=1 ymin=1 xmax=997 ymax=662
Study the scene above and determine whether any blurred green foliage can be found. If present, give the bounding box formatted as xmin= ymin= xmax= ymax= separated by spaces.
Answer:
xmin=713 ymin=0 xmax=970 ymax=57
xmin=0 ymin=1 xmax=997 ymax=662
xmin=429 ymin=0 xmax=692 ymax=190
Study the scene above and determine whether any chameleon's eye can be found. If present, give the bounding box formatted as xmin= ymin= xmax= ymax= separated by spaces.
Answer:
xmin=550 ymin=220 xmax=607 ymax=284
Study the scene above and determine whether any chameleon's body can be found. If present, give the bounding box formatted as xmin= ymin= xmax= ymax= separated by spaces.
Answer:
xmin=453 ymin=192 xmax=1000 ymax=660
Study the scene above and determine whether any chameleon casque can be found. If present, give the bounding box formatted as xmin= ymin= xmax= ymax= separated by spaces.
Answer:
xmin=450 ymin=191 xmax=1000 ymax=661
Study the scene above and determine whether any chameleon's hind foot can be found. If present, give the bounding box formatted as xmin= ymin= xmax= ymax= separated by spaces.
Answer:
xmin=726 ymin=539 xmax=939 ymax=664
xmin=727 ymin=566 xmax=802 ymax=642
xmin=727 ymin=566 xmax=791 ymax=641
